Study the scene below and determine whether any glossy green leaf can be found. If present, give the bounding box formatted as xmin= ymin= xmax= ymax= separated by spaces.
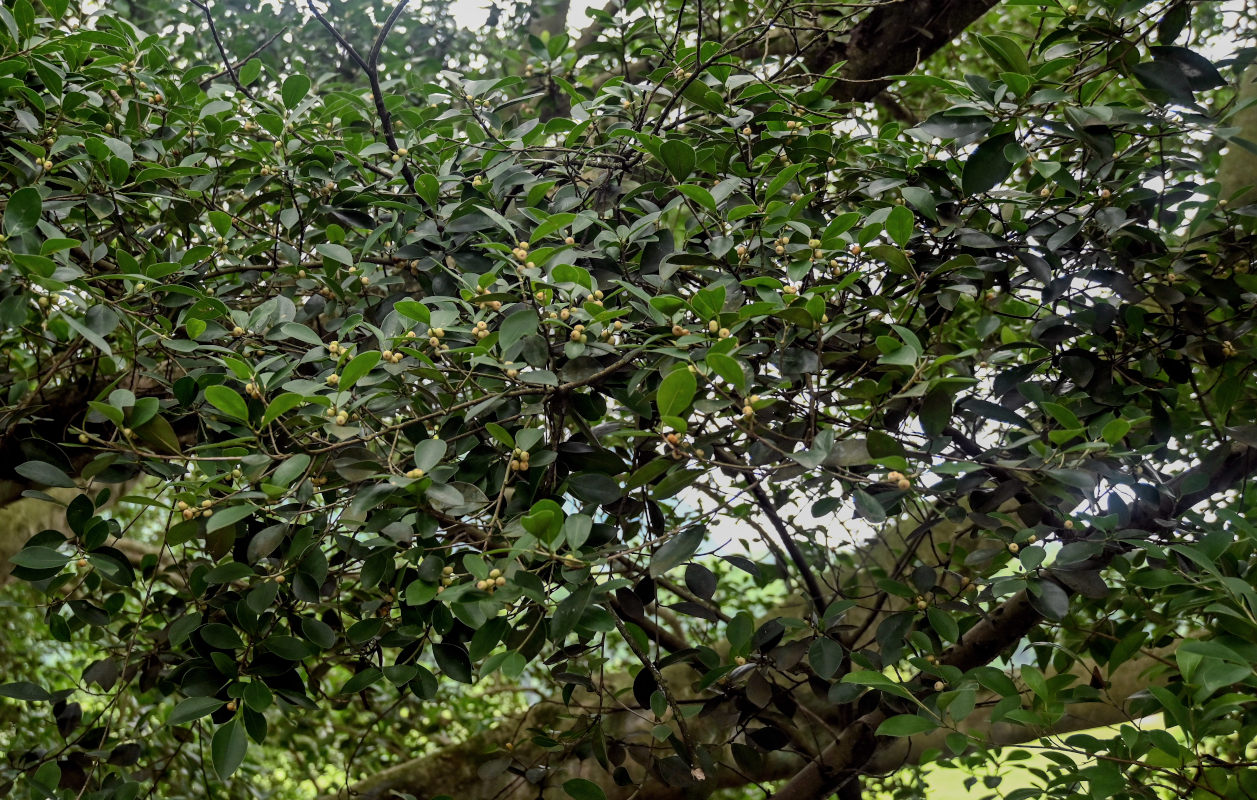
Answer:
xmin=211 ymin=719 xmax=248 ymax=780
xmin=204 ymin=385 xmax=250 ymax=422
xmin=281 ymin=74 xmax=311 ymax=109
xmin=4 ymin=187 xmax=41 ymax=235
xmin=656 ymin=368 xmax=697 ymax=418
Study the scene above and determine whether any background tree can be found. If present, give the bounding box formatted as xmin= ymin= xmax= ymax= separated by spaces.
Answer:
xmin=2 ymin=0 xmax=1257 ymax=799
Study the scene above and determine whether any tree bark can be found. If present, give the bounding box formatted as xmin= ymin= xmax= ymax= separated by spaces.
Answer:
xmin=767 ymin=441 xmax=1257 ymax=800
xmin=315 ymin=651 xmax=1165 ymax=800
xmin=807 ymin=0 xmax=1003 ymax=102
xmin=1221 ymin=67 xmax=1257 ymax=203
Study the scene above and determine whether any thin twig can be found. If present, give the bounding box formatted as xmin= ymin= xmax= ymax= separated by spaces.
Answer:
xmin=197 ymin=25 xmax=288 ymax=90
xmin=611 ymin=612 xmax=704 ymax=780
xmin=189 ymin=0 xmax=252 ymax=98
xmin=306 ymin=0 xmax=416 ymax=192
xmin=748 ymin=481 xmax=829 ymax=615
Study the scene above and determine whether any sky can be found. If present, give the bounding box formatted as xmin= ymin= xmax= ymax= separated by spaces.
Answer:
xmin=446 ymin=0 xmax=600 ymax=32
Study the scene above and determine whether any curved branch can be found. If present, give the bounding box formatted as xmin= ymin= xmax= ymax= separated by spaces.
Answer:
xmin=767 ymin=441 xmax=1257 ymax=800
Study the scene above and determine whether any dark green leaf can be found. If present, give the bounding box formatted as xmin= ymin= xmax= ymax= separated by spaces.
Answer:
xmin=877 ymin=715 xmax=938 ymax=737
xmin=962 ymin=134 xmax=1015 ymax=196
xmin=657 ymin=368 xmax=697 ymax=418
xmin=281 ymin=74 xmax=311 ymax=108
xmin=649 ymin=527 xmax=704 ymax=576
xmin=16 ymin=460 xmax=75 ymax=488
xmin=4 ymin=186 xmax=41 ymax=236
xmin=211 ymin=719 xmax=248 ymax=780
xmin=204 ymin=385 xmax=250 ymax=422
xmin=168 ymin=696 xmax=225 ymax=726
xmin=433 ymin=643 xmax=473 ymax=684
xmin=659 ymin=139 xmax=695 ymax=181
xmin=563 ymin=779 xmax=607 ymax=800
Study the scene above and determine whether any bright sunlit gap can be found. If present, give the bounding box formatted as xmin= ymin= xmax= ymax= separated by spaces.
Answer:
xmin=446 ymin=0 xmax=602 ymax=31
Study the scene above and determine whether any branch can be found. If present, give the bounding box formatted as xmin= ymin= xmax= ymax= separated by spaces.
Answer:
xmin=586 ymin=0 xmax=1003 ymax=104
xmin=767 ymin=441 xmax=1257 ymax=800
xmin=749 ymin=481 xmax=829 ymax=615
xmin=197 ymin=25 xmax=288 ymax=91
xmin=865 ymin=649 xmax=1171 ymax=774
xmin=528 ymin=0 xmax=571 ymax=38
xmin=807 ymin=0 xmax=1004 ymax=102
xmin=306 ymin=0 xmax=416 ymax=192
xmin=0 ymin=376 xmax=197 ymax=511
xmin=315 ymin=690 xmax=805 ymax=800
xmin=189 ymin=0 xmax=253 ymax=98
xmin=611 ymin=612 xmax=703 ymax=775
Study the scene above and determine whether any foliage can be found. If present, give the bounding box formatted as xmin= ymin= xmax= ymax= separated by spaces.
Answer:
xmin=3 ymin=0 xmax=1257 ymax=798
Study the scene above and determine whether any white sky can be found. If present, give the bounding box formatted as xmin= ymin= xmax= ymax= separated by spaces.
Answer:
xmin=446 ymin=0 xmax=600 ymax=32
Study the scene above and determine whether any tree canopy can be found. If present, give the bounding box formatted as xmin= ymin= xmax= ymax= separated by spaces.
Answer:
xmin=3 ymin=0 xmax=1257 ymax=799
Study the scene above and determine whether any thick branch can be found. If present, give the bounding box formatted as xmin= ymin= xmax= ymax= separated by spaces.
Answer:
xmin=767 ymin=441 xmax=1257 ymax=800
xmin=810 ymin=0 xmax=1003 ymax=102
xmin=865 ymin=651 xmax=1171 ymax=774
xmin=528 ymin=0 xmax=571 ymax=38
xmin=317 ymin=648 xmax=1156 ymax=800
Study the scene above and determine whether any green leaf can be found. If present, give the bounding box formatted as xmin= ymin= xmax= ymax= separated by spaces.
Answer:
xmin=211 ymin=719 xmax=248 ymax=780
xmin=551 ymin=583 xmax=592 ymax=642
xmin=4 ymin=186 xmax=41 ymax=236
xmin=927 ymin=607 xmax=959 ymax=643
xmin=208 ymin=210 xmax=232 ymax=236
xmin=62 ymin=313 xmax=114 ymax=356
xmin=809 ymin=638 xmax=844 ymax=679
xmin=852 ymin=489 xmax=886 ymax=523
xmin=301 ymin=618 xmax=336 ymax=650
xmin=962 ymin=134 xmax=1015 ymax=196
xmin=651 ymin=468 xmax=704 ymax=500
xmin=649 ymin=526 xmax=704 ymax=576
xmin=659 ymin=139 xmax=695 ymax=181
xmin=563 ymin=779 xmax=607 ymax=800
xmin=1041 ymin=402 xmax=1081 ymax=430
xmin=0 ymin=681 xmax=51 ymax=702
xmin=840 ymin=670 xmax=917 ymax=702
xmin=977 ymin=34 xmax=1032 ymax=74
xmin=274 ymin=454 xmax=311 ymax=487
xmin=1027 ymin=579 xmax=1070 ymax=621
xmin=899 ymin=186 xmax=936 ymax=219
xmin=315 ymin=242 xmax=353 ymax=266
xmin=206 ymin=505 xmax=257 ymax=538
xmin=168 ymin=696 xmax=225 ymax=726
xmin=281 ymin=74 xmax=311 ymax=109
xmin=877 ymin=715 xmax=938 ymax=737
xmin=339 ymin=350 xmax=381 ymax=390
xmin=16 ymin=460 xmax=75 ymax=488
xmin=522 ymin=499 xmax=564 ymax=542
xmin=885 ymin=205 xmax=914 ymax=247
xmin=204 ymin=385 xmax=250 ymax=422
xmin=393 ymin=300 xmax=429 ymax=322
xmin=499 ymin=310 xmax=538 ymax=351
xmin=657 ymin=368 xmax=697 ymax=418
xmin=279 ymin=323 xmax=323 ymax=345
xmin=262 ymin=393 xmax=304 ymax=426
xmin=414 ymin=439 xmax=447 ymax=471
xmin=433 ymin=643 xmax=473 ymax=684
xmin=1101 ymin=418 xmax=1130 ymax=445
xmin=338 ymin=667 xmax=383 ymax=694
xmin=9 ymin=546 xmax=70 ymax=570
xmin=677 ymin=184 xmax=716 ymax=212
xmin=237 ymin=59 xmax=262 ymax=85
xmin=706 ymin=352 xmax=746 ymax=393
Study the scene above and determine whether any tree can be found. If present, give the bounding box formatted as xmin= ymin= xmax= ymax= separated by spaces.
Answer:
xmin=2 ymin=0 xmax=1257 ymax=798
